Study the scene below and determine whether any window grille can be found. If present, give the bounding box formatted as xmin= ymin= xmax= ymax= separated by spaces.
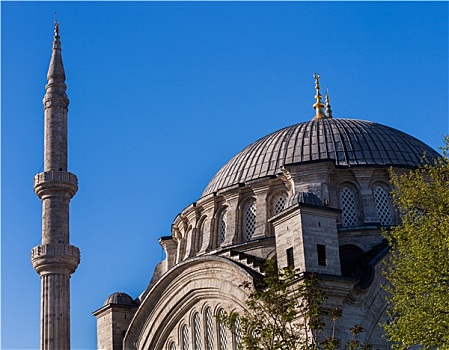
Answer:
xmin=374 ymin=186 xmax=393 ymax=225
xmin=244 ymin=200 xmax=256 ymax=241
xmin=218 ymin=309 xmax=227 ymax=350
xmin=193 ymin=313 xmax=202 ymax=350
xmin=169 ymin=341 xmax=177 ymax=350
xmin=274 ymin=195 xmax=286 ymax=214
xmin=205 ymin=307 xmax=214 ymax=350
xmin=220 ymin=210 xmax=227 ymax=244
xmin=233 ymin=316 xmax=242 ymax=348
xmin=340 ymin=187 xmax=358 ymax=227
xmin=182 ymin=325 xmax=189 ymax=350
xmin=250 ymin=329 xmax=258 ymax=342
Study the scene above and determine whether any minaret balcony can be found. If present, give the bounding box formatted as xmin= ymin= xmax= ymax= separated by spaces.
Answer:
xmin=34 ymin=171 xmax=78 ymax=199
xmin=31 ymin=243 xmax=80 ymax=275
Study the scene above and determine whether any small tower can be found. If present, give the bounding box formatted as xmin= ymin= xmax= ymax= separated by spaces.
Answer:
xmin=31 ymin=22 xmax=80 ymax=350
xmin=93 ymin=292 xmax=139 ymax=350
xmin=272 ymin=77 xmax=341 ymax=274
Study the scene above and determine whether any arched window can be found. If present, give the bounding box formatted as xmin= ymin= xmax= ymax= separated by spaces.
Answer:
xmin=373 ymin=186 xmax=393 ymax=225
xmin=193 ymin=312 xmax=202 ymax=350
xmin=233 ymin=315 xmax=242 ymax=349
xmin=168 ymin=341 xmax=177 ymax=350
xmin=217 ymin=309 xmax=227 ymax=350
xmin=273 ymin=194 xmax=286 ymax=215
xmin=219 ymin=210 xmax=228 ymax=244
xmin=181 ymin=324 xmax=189 ymax=350
xmin=244 ymin=200 xmax=256 ymax=241
xmin=197 ymin=218 xmax=206 ymax=252
xmin=176 ymin=234 xmax=186 ymax=264
xmin=339 ymin=187 xmax=359 ymax=227
xmin=204 ymin=307 xmax=214 ymax=350
xmin=183 ymin=227 xmax=193 ymax=260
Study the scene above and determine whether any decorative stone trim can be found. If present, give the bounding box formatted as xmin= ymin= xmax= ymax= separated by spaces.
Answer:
xmin=31 ymin=243 xmax=80 ymax=275
xmin=43 ymin=96 xmax=69 ymax=109
xmin=34 ymin=170 xmax=77 ymax=184
xmin=34 ymin=171 xmax=78 ymax=199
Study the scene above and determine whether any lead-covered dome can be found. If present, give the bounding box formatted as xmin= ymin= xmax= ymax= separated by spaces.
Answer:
xmin=202 ymin=118 xmax=440 ymax=196
xmin=103 ymin=292 xmax=137 ymax=306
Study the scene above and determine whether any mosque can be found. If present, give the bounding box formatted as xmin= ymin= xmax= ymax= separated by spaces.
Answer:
xmin=92 ymin=70 xmax=439 ymax=349
xmin=33 ymin=23 xmax=440 ymax=350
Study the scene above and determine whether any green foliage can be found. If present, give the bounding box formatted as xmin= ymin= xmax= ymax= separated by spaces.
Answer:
xmin=384 ymin=137 xmax=449 ymax=349
xmin=220 ymin=260 xmax=369 ymax=350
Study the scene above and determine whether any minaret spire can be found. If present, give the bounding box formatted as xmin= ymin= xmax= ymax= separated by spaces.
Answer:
xmin=325 ymin=87 xmax=333 ymax=119
xmin=312 ymin=73 xmax=326 ymax=120
xmin=31 ymin=23 xmax=80 ymax=350
xmin=44 ymin=20 xmax=69 ymax=172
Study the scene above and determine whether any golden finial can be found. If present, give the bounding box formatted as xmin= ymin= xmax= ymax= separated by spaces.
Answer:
xmin=312 ymin=73 xmax=326 ymax=120
xmin=325 ymin=87 xmax=333 ymax=119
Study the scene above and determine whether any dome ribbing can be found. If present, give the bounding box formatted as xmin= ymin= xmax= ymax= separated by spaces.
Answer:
xmin=202 ymin=118 xmax=440 ymax=197
xmin=103 ymin=292 xmax=136 ymax=306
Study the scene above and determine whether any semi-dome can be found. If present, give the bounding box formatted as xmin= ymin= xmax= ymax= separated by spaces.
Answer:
xmin=202 ymin=118 xmax=440 ymax=196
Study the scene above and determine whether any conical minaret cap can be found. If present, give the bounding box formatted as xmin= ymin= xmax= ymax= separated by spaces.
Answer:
xmin=44 ymin=21 xmax=68 ymax=106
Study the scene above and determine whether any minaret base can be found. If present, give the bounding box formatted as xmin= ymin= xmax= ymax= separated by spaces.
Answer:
xmin=32 ymin=244 xmax=80 ymax=350
xmin=40 ymin=274 xmax=71 ymax=350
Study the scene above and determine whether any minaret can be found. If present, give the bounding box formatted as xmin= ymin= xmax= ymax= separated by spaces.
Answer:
xmin=31 ymin=22 xmax=80 ymax=350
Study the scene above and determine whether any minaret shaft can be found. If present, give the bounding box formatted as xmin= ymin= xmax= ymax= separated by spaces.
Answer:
xmin=32 ymin=23 xmax=80 ymax=350
xmin=41 ymin=274 xmax=71 ymax=350
xmin=44 ymin=107 xmax=68 ymax=172
xmin=41 ymin=196 xmax=70 ymax=244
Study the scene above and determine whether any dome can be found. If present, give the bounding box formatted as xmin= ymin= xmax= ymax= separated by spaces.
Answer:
xmin=103 ymin=292 xmax=137 ymax=306
xmin=202 ymin=118 xmax=440 ymax=196
xmin=287 ymin=192 xmax=323 ymax=207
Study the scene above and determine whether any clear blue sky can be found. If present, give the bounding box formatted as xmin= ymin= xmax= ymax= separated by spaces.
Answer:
xmin=2 ymin=2 xmax=448 ymax=349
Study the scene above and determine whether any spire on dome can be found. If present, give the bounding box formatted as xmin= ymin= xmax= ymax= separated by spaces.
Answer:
xmin=325 ymin=88 xmax=333 ymax=119
xmin=44 ymin=20 xmax=68 ymax=109
xmin=312 ymin=73 xmax=326 ymax=120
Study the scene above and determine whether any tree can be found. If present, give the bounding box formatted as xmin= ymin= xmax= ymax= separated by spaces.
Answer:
xmin=384 ymin=137 xmax=449 ymax=349
xmin=221 ymin=260 xmax=369 ymax=350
